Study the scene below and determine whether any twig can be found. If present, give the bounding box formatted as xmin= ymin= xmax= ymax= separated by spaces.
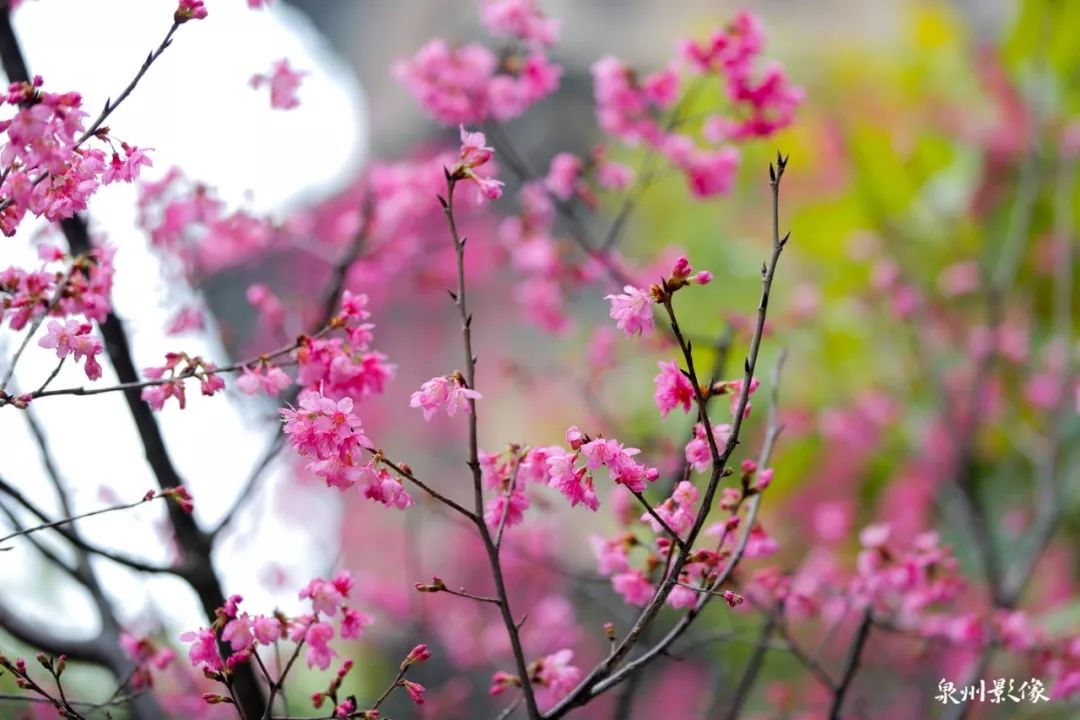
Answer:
xmin=722 ymin=604 xmax=779 ymax=720
xmin=545 ymin=157 xmax=791 ymax=718
xmin=442 ymin=177 xmax=540 ymax=719
xmin=631 ymin=490 xmax=690 ymax=554
xmin=828 ymin=608 xmax=873 ymax=720
xmin=0 ymin=475 xmax=176 ymax=574
xmin=371 ymin=449 xmax=477 ymax=522
xmin=0 ymin=490 xmax=165 ymax=550
xmin=495 ymin=693 xmax=525 ymax=720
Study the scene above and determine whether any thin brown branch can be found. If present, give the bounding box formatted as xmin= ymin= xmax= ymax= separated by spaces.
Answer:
xmin=828 ymin=608 xmax=873 ymax=720
xmin=443 ymin=177 xmax=541 ymax=719
xmin=545 ymin=157 xmax=791 ymax=718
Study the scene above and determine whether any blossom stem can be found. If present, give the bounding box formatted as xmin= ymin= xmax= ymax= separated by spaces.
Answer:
xmin=0 ymin=491 xmax=163 ymax=550
xmin=443 ymin=177 xmax=541 ymax=720
xmin=545 ymin=159 xmax=790 ymax=718
xmin=6 ymin=327 xmax=333 ymax=408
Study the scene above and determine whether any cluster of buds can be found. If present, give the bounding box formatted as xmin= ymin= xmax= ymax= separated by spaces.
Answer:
xmin=311 ymin=659 xmax=356 ymax=715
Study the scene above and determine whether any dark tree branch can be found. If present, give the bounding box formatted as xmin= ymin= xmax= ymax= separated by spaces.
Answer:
xmin=828 ymin=609 xmax=872 ymax=720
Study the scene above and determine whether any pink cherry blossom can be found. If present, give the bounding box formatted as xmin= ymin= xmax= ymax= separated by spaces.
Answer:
xmin=179 ymin=627 xmax=221 ymax=671
xmin=304 ymin=621 xmax=337 ymax=670
xmin=605 ymin=285 xmax=655 ymax=337
xmin=545 ymin=153 xmax=582 ymax=200
xmin=393 ymin=40 xmax=497 ymax=125
xmin=37 ymin=318 xmax=103 ymax=380
xmin=546 ymin=451 xmax=599 ymax=511
xmin=535 ymin=649 xmax=581 ymax=700
xmin=479 ymin=0 xmax=559 ymax=47
xmin=654 ymin=360 xmax=695 ymax=417
xmin=612 ymin=570 xmax=655 ymax=606
xmin=281 ymin=388 xmax=371 ymax=487
xmin=410 ymin=374 xmax=482 ymax=421
xmin=250 ymin=59 xmax=306 ymax=110
xmin=340 ymin=607 xmax=373 ymax=639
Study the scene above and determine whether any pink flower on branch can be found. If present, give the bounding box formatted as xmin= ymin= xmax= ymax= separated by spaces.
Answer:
xmin=449 ymin=125 xmax=504 ymax=201
xmin=409 ymin=373 xmax=481 ymax=421
xmin=281 ymin=388 xmax=371 ymax=487
xmin=37 ymin=318 xmax=103 ymax=380
xmin=654 ymin=359 xmax=695 ymax=418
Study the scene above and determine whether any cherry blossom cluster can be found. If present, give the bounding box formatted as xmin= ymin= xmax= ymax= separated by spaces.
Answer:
xmin=394 ymin=0 xmax=561 ymax=125
xmin=294 ymin=319 xmax=395 ymax=405
xmin=280 ymin=388 xmax=370 ymax=486
xmin=477 ymin=444 xmax=561 ymax=528
xmin=0 ymin=76 xmax=152 ymax=236
xmin=119 ymin=633 xmax=177 ymax=690
xmin=497 ymin=174 xmax=603 ymax=334
xmin=490 ymin=648 xmax=582 ymax=708
xmin=2 ymin=244 xmax=113 ymax=329
xmin=250 ymin=58 xmax=306 ymax=110
xmin=409 ymin=372 xmax=481 ymax=421
xmin=589 ymin=12 xmax=801 ymax=198
xmin=141 ymin=352 xmax=225 ymax=410
xmin=545 ymin=426 xmax=659 ymax=512
xmin=179 ymin=572 xmax=424 ymax=717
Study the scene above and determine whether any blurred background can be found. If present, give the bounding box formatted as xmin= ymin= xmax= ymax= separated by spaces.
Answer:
xmin=1 ymin=0 xmax=1078 ymax=718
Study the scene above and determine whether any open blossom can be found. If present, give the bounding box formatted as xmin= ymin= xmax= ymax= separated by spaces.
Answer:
xmin=677 ymin=146 xmax=740 ymax=198
xmin=612 ymin=570 xmax=655 ymax=606
xmin=590 ymin=534 xmax=630 ymax=575
xmin=654 ymin=360 xmax=694 ymax=417
xmin=545 ymin=152 xmax=582 ymax=200
xmin=642 ymin=481 xmax=698 ymax=537
xmin=452 ymin=126 xmax=505 ymax=201
xmin=394 ymin=33 xmax=560 ymax=126
xmin=281 ymin=388 xmax=371 ymax=486
xmin=393 ymin=40 xmax=497 ymax=125
xmin=581 ymin=437 xmax=657 ymax=493
xmin=305 ymin=621 xmax=337 ymax=670
xmin=179 ymin=627 xmax=221 ymax=671
xmin=484 ymin=486 xmax=529 ymax=528
xmin=546 ymin=451 xmax=599 ymax=511
xmin=358 ymin=465 xmax=415 ymax=509
xmin=236 ymin=364 xmax=291 ymax=396
xmin=299 ymin=572 xmax=350 ymax=616
xmin=103 ymin=143 xmax=153 ymax=184
xmin=685 ymin=422 xmax=731 ymax=471
xmin=250 ymin=59 xmax=306 ymax=110
xmin=409 ymin=374 xmax=481 ymax=420
xmin=605 ymin=285 xmax=655 ymax=337
xmin=534 ymin=649 xmax=581 ymax=699
xmin=480 ymin=0 xmax=559 ymax=47
xmin=38 ymin=318 xmax=103 ymax=380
